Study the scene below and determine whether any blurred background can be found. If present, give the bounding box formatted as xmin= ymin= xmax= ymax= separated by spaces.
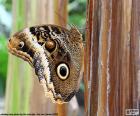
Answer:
xmin=1 ymin=0 xmax=139 ymax=116
xmin=0 ymin=0 xmax=86 ymax=115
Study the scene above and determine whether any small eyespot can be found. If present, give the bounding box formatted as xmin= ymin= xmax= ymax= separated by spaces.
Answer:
xmin=57 ymin=63 xmax=69 ymax=80
xmin=18 ymin=41 xmax=24 ymax=48
xmin=45 ymin=39 xmax=56 ymax=52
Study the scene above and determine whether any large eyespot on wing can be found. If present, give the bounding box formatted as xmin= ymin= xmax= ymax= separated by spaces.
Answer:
xmin=56 ymin=63 xmax=69 ymax=80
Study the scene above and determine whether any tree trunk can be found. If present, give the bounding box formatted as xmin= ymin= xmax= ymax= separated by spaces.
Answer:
xmin=84 ymin=0 xmax=140 ymax=116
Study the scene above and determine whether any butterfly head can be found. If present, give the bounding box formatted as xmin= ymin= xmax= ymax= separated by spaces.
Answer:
xmin=8 ymin=31 xmax=35 ymax=66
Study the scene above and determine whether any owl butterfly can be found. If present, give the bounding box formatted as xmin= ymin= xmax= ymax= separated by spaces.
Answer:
xmin=8 ymin=24 xmax=84 ymax=104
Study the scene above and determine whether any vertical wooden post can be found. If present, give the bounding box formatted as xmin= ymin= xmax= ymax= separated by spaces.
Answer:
xmin=84 ymin=0 xmax=100 ymax=115
xmin=84 ymin=0 xmax=140 ymax=115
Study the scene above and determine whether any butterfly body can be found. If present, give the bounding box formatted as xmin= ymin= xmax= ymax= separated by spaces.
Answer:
xmin=8 ymin=25 xmax=84 ymax=104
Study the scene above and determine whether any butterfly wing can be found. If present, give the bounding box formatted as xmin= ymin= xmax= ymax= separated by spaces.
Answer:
xmin=8 ymin=24 xmax=84 ymax=103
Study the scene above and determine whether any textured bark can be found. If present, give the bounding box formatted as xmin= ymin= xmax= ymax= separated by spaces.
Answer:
xmin=84 ymin=0 xmax=140 ymax=116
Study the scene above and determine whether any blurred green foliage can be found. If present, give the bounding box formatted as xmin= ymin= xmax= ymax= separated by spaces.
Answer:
xmin=0 ymin=34 xmax=8 ymax=96
xmin=0 ymin=35 xmax=8 ymax=80
xmin=0 ymin=0 xmax=11 ymax=96
xmin=0 ymin=0 xmax=12 ymax=11
xmin=68 ymin=0 xmax=86 ymax=28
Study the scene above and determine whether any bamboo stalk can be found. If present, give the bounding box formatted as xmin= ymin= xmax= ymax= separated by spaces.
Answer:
xmin=5 ymin=0 xmax=32 ymax=113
